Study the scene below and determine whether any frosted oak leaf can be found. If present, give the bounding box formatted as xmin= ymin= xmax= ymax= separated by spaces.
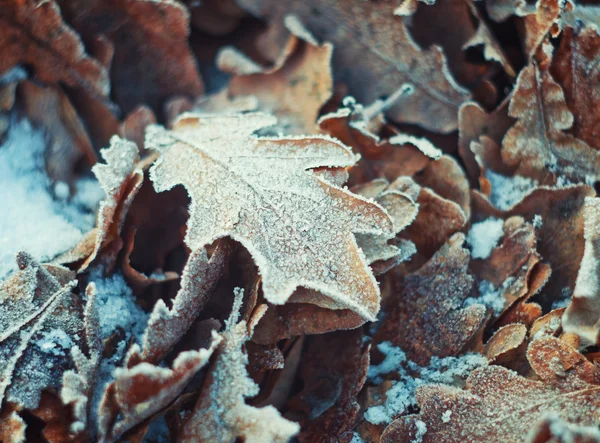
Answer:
xmin=147 ymin=112 xmax=394 ymax=320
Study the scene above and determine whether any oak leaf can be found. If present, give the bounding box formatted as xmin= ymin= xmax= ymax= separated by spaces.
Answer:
xmin=236 ymin=0 xmax=470 ymax=133
xmin=179 ymin=291 xmax=300 ymax=442
xmin=147 ymin=112 xmax=394 ymax=320
xmin=373 ymin=233 xmax=487 ymax=366
xmin=0 ymin=253 xmax=84 ymax=410
xmin=502 ymin=62 xmax=600 ymax=183
xmin=218 ymin=15 xmax=333 ymax=134
xmin=563 ymin=197 xmax=600 ymax=346
xmin=382 ymin=337 xmax=600 ymax=443
xmin=0 ymin=0 xmax=109 ymax=99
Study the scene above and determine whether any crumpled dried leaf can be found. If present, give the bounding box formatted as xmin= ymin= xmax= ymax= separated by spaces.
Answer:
xmin=130 ymin=244 xmax=230 ymax=365
xmin=551 ymin=25 xmax=600 ymax=150
xmin=98 ymin=333 xmax=221 ymax=442
xmin=147 ymin=112 xmax=394 ymax=321
xmin=18 ymin=80 xmax=96 ymax=184
xmin=502 ymin=61 xmax=600 ymax=183
xmin=352 ymin=179 xmax=418 ymax=272
xmin=516 ymin=0 xmax=565 ymax=58
xmin=0 ymin=0 xmax=109 ymax=99
xmin=57 ymin=0 xmax=203 ymax=114
xmin=382 ymin=336 xmax=600 ymax=443
xmin=218 ymin=15 xmax=333 ymax=134
xmin=563 ymin=197 xmax=600 ymax=346
xmin=472 ymin=184 xmax=594 ymax=305
xmin=318 ymin=104 xmax=442 ymax=187
xmin=54 ymin=136 xmax=143 ymax=272
xmin=180 ymin=292 xmax=300 ymax=442
xmin=236 ymin=0 xmax=471 ymax=133
xmin=286 ymin=328 xmax=370 ymax=442
xmin=0 ymin=253 xmax=84 ymax=410
xmin=373 ymin=233 xmax=487 ymax=366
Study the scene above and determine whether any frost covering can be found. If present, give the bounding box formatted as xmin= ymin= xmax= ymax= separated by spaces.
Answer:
xmin=147 ymin=112 xmax=394 ymax=320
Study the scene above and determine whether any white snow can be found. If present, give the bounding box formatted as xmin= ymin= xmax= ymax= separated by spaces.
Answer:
xmin=364 ymin=342 xmax=487 ymax=425
xmin=35 ymin=329 xmax=74 ymax=357
xmin=441 ymin=410 xmax=452 ymax=423
xmin=88 ymin=269 xmax=148 ymax=341
xmin=412 ymin=420 xmax=427 ymax=443
xmin=464 ymin=279 xmax=511 ymax=315
xmin=486 ymin=170 xmax=537 ymax=210
xmin=0 ymin=116 xmax=103 ymax=279
xmin=466 ymin=218 xmax=504 ymax=259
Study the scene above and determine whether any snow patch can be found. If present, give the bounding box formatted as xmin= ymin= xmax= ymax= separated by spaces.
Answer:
xmin=464 ymin=279 xmax=512 ymax=315
xmin=466 ymin=218 xmax=504 ymax=259
xmin=364 ymin=342 xmax=487 ymax=425
xmin=0 ymin=116 xmax=103 ymax=279
xmin=486 ymin=170 xmax=537 ymax=210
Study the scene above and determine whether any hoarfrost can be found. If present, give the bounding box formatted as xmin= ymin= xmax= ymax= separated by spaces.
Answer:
xmin=365 ymin=342 xmax=487 ymax=425
xmin=466 ymin=217 xmax=504 ymax=259
xmin=486 ymin=170 xmax=537 ymax=210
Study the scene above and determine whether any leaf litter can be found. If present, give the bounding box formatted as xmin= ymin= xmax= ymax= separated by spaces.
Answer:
xmin=1 ymin=1 xmax=600 ymax=442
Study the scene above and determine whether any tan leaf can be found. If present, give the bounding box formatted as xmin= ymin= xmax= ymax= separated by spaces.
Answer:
xmin=502 ymin=62 xmax=600 ymax=183
xmin=0 ymin=253 xmax=84 ymax=410
xmin=0 ymin=0 xmax=109 ymax=99
xmin=383 ymin=337 xmax=600 ymax=443
xmin=180 ymin=291 xmax=300 ymax=442
xmin=563 ymin=197 xmax=600 ymax=346
xmin=0 ymin=407 xmax=26 ymax=443
xmin=236 ymin=0 xmax=470 ymax=133
xmin=373 ymin=233 xmax=487 ymax=366
xmin=218 ymin=15 xmax=333 ymax=134
xmin=147 ymin=112 xmax=394 ymax=321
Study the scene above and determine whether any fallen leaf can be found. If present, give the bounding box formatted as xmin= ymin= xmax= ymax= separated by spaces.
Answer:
xmin=179 ymin=290 xmax=300 ymax=442
xmin=58 ymin=0 xmax=203 ymax=115
xmin=502 ymin=62 xmax=600 ymax=183
xmin=236 ymin=0 xmax=471 ymax=133
xmin=286 ymin=328 xmax=370 ymax=442
xmin=383 ymin=337 xmax=600 ymax=442
xmin=551 ymin=25 xmax=600 ymax=150
xmin=218 ymin=15 xmax=333 ymax=134
xmin=563 ymin=197 xmax=600 ymax=346
xmin=373 ymin=233 xmax=487 ymax=365
xmin=0 ymin=253 xmax=83 ymax=410
xmin=0 ymin=0 xmax=109 ymax=99
xmin=147 ymin=112 xmax=394 ymax=321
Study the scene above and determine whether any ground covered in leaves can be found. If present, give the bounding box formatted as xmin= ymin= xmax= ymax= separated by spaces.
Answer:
xmin=1 ymin=0 xmax=600 ymax=442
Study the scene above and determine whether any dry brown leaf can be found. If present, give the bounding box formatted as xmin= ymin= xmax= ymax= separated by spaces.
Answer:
xmin=0 ymin=0 xmax=109 ymax=99
xmin=352 ymin=179 xmax=418 ymax=271
xmin=252 ymin=302 xmax=365 ymax=345
xmin=516 ymin=0 xmax=565 ymax=58
xmin=563 ymin=197 xmax=600 ymax=346
xmin=129 ymin=244 xmax=230 ymax=365
xmin=236 ymin=0 xmax=471 ymax=133
xmin=0 ymin=407 xmax=26 ymax=443
xmin=286 ymin=328 xmax=370 ymax=443
xmin=179 ymin=291 xmax=300 ymax=442
xmin=18 ymin=81 xmax=96 ymax=184
xmin=318 ymin=105 xmax=442 ymax=187
xmin=373 ymin=233 xmax=487 ymax=366
xmin=98 ymin=333 xmax=221 ymax=441
xmin=147 ymin=112 xmax=394 ymax=321
xmin=218 ymin=15 xmax=333 ymax=134
xmin=55 ymin=136 xmax=143 ymax=272
xmin=502 ymin=62 xmax=600 ymax=183
xmin=0 ymin=253 xmax=84 ymax=410
xmin=382 ymin=337 xmax=600 ymax=443
xmin=472 ymin=185 xmax=594 ymax=305
xmin=551 ymin=25 xmax=600 ymax=150
xmin=57 ymin=0 xmax=203 ymax=115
